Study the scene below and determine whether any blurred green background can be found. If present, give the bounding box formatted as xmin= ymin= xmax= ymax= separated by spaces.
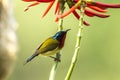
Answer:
xmin=9 ymin=0 xmax=120 ymax=80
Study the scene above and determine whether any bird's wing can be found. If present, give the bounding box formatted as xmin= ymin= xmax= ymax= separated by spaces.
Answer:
xmin=36 ymin=37 xmax=59 ymax=54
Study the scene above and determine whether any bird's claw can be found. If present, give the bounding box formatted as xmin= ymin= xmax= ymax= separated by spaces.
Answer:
xmin=49 ymin=56 xmax=61 ymax=62
xmin=54 ymin=57 xmax=61 ymax=62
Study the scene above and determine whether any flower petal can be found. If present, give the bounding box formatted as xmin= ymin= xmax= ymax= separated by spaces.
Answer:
xmin=54 ymin=2 xmax=60 ymax=14
xmin=72 ymin=10 xmax=90 ymax=26
xmin=87 ymin=5 xmax=107 ymax=13
xmin=42 ymin=1 xmax=55 ymax=17
xmin=22 ymin=0 xmax=37 ymax=2
xmin=92 ymin=1 xmax=120 ymax=9
xmin=72 ymin=10 xmax=80 ymax=19
xmin=22 ymin=0 xmax=54 ymax=2
xmin=37 ymin=0 xmax=54 ymax=2
xmin=57 ymin=5 xmax=76 ymax=18
xmin=85 ymin=9 xmax=110 ymax=18
xmin=54 ymin=17 xmax=59 ymax=22
xmin=84 ymin=21 xmax=90 ymax=26
xmin=24 ymin=2 xmax=40 ymax=12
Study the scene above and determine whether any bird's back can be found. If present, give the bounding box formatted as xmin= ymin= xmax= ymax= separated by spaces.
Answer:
xmin=37 ymin=37 xmax=60 ymax=56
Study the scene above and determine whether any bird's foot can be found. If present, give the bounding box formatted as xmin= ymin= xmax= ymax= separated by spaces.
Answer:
xmin=49 ymin=56 xmax=61 ymax=62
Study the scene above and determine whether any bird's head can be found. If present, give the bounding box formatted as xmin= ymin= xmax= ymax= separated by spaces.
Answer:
xmin=53 ymin=29 xmax=70 ymax=48
xmin=53 ymin=29 xmax=71 ymax=41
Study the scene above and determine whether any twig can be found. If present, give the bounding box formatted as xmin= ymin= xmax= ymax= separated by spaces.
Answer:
xmin=65 ymin=0 xmax=86 ymax=80
xmin=49 ymin=0 xmax=65 ymax=80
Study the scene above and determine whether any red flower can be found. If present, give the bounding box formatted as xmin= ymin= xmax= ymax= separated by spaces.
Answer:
xmin=22 ymin=0 xmax=57 ymax=17
xmin=22 ymin=0 xmax=53 ymax=2
xmin=23 ymin=0 xmax=120 ymax=26
xmin=57 ymin=0 xmax=120 ymax=26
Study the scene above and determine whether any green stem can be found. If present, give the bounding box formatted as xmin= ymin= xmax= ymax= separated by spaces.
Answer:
xmin=49 ymin=57 xmax=60 ymax=80
xmin=58 ymin=18 xmax=63 ymax=31
xmin=49 ymin=0 xmax=65 ymax=80
xmin=65 ymin=0 xmax=86 ymax=80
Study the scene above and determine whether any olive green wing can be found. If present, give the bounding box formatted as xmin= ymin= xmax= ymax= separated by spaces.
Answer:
xmin=36 ymin=38 xmax=59 ymax=54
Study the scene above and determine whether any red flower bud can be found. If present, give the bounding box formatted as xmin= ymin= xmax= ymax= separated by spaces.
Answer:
xmin=22 ymin=0 xmax=37 ymax=2
xmin=87 ymin=5 xmax=107 ymax=13
xmin=42 ymin=1 xmax=55 ymax=17
xmin=22 ymin=0 xmax=54 ymax=2
xmin=85 ymin=9 xmax=110 ymax=18
xmin=54 ymin=2 xmax=60 ymax=14
xmin=24 ymin=2 xmax=40 ymax=12
xmin=92 ymin=1 xmax=120 ymax=9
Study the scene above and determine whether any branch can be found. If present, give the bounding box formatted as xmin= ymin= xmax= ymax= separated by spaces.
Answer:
xmin=49 ymin=0 xmax=65 ymax=80
xmin=65 ymin=0 xmax=86 ymax=80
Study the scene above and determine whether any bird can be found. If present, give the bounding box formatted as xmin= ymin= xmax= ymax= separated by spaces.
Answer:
xmin=24 ymin=29 xmax=70 ymax=65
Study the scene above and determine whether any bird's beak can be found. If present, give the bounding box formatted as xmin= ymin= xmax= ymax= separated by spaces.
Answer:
xmin=65 ymin=29 xmax=71 ymax=32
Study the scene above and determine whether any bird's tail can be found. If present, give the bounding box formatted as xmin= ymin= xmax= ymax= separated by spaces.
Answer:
xmin=24 ymin=53 xmax=38 ymax=65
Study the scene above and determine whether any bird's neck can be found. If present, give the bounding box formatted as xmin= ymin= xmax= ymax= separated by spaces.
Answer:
xmin=58 ymin=34 xmax=66 ymax=49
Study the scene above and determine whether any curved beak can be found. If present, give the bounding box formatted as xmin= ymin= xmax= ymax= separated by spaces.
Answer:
xmin=65 ymin=29 xmax=71 ymax=32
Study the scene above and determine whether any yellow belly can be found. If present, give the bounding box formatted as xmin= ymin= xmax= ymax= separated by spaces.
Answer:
xmin=41 ymin=48 xmax=60 ymax=56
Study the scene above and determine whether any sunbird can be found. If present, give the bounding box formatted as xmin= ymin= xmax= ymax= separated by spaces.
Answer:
xmin=24 ymin=29 xmax=70 ymax=64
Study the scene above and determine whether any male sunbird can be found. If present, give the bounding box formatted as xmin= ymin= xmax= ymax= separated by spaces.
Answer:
xmin=24 ymin=29 xmax=70 ymax=64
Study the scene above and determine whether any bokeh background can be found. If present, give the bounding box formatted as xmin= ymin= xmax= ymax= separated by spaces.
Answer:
xmin=9 ymin=0 xmax=120 ymax=80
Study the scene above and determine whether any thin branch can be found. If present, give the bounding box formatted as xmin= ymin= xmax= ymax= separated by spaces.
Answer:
xmin=65 ymin=0 xmax=86 ymax=80
xmin=49 ymin=0 xmax=65 ymax=80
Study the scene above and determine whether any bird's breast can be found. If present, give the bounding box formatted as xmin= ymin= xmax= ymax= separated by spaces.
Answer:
xmin=41 ymin=47 xmax=60 ymax=56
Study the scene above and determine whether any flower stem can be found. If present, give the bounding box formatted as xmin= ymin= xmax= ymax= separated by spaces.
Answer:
xmin=49 ymin=53 xmax=61 ymax=80
xmin=65 ymin=0 xmax=86 ymax=80
xmin=49 ymin=0 xmax=65 ymax=80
